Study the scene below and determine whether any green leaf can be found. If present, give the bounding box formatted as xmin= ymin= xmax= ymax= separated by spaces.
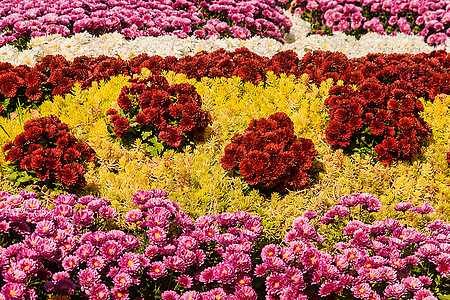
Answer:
xmin=17 ymin=176 xmax=32 ymax=183
xmin=141 ymin=131 xmax=152 ymax=140
xmin=7 ymin=172 xmax=18 ymax=181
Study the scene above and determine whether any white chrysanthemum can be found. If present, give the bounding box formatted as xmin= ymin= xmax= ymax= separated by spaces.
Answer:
xmin=2 ymin=9 xmax=448 ymax=67
xmin=14 ymin=49 xmax=42 ymax=66
xmin=0 ymin=44 xmax=19 ymax=63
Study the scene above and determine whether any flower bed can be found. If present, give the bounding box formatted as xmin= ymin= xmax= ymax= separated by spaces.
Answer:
xmin=0 ymin=0 xmax=291 ymax=49
xmin=289 ymin=0 xmax=450 ymax=45
xmin=0 ymin=1 xmax=449 ymax=299
xmin=0 ymin=190 xmax=449 ymax=299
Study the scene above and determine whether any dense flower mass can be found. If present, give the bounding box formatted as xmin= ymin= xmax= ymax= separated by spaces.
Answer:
xmin=290 ymin=0 xmax=450 ymax=45
xmin=1 ymin=115 xmax=96 ymax=190
xmin=260 ymin=192 xmax=449 ymax=300
xmin=221 ymin=112 xmax=317 ymax=192
xmin=0 ymin=190 xmax=448 ymax=299
xmin=0 ymin=189 xmax=264 ymax=299
xmin=107 ymin=74 xmax=210 ymax=155
xmin=0 ymin=0 xmax=292 ymax=49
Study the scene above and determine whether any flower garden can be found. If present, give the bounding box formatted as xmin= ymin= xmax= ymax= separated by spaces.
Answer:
xmin=0 ymin=0 xmax=450 ymax=299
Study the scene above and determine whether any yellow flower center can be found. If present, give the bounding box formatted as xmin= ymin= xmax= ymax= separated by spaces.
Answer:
xmin=155 ymin=268 xmax=160 ymax=273
xmin=128 ymin=261 xmax=133 ymax=266
xmin=155 ymin=233 xmax=160 ymax=238
xmin=222 ymin=270 xmax=227 ymax=274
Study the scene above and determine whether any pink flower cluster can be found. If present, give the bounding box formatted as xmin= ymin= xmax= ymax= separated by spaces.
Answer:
xmin=129 ymin=189 xmax=263 ymax=300
xmin=0 ymin=189 xmax=448 ymax=299
xmin=0 ymin=0 xmax=292 ymax=48
xmin=292 ymin=0 xmax=450 ymax=45
xmin=259 ymin=192 xmax=449 ymax=300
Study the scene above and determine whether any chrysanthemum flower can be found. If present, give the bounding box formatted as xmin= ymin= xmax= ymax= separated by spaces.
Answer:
xmin=77 ymin=268 xmax=101 ymax=289
xmin=89 ymin=283 xmax=110 ymax=300
xmin=124 ymin=209 xmax=143 ymax=223
xmin=319 ymin=280 xmax=343 ymax=297
xmin=4 ymin=269 xmax=27 ymax=283
xmin=113 ymin=272 xmax=133 ymax=290
xmin=351 ymin=283 xmax=372 ymax=299
xmin=394 ymin=202 xmax=412 ymax=212
xmin=177 ymin=274 xmax=193 ymax=288
xmin=35 ymin=220 xmax=55 ymax=237
xmin=402 ymin=276 xmax=423 ymax=292
xmin=16 ymin=258 xmax=37 ymax=274
xmin=385 ymin=283 xmax=407 ymax=299
xmin=147 ymin=227 xmax=167 ymax=244
xmin=119 ymin=252 xmax=141 ymax=273
xmin=62 ymin=255 xmax=79 ymax=272
xmin=199 ymin=267 xmax=215 ymax=283
xmin=235 ymin=285 xmax=257 ymax=300
xmin=214 ymin=262 xmax=236 ymax=284
xmin=88 ymin=256 xmax=106 ymax=271
xmin=99 ymin=206 xmax=117 ymax=219
xmin=121 ymin=235 xmax=140 ymax=251
xmin=161 ymin=290 xmax=179 ymax=300
xmin=180 ymin=290 xmax=200 ymax=300
xmin=261 ymin=244 xmax=278 ymax=261
xmin=413 ymin=289 xmax=434 ymax=300
xmin=54 ymin=278 xmax=76 ymax=295
xmin=147 ymin=261 xmax=167 ymax=279
xmin=177 ymin=235 xmax=198 ymax=251
xmin=1 ymin=282 xmax=26 ymax=299
xmin=266 ymin=273 xmax=285 ymax=295
xmin=111 ymin=288 xmax=129 ymax=300
xmin=73 ymin=209 xmax=94 ymax=227
xmin=76 ymin=244 xmax=96 ymax=262
xmin=264 ymin=256 xmax=286 ymax=272
xmin=163 ymin=255 xmax=187 ymax=272
xmin=22 ymin=198 xmax=41 ymax=211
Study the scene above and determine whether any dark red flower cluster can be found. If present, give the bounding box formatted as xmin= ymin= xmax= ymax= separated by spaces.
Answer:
xmin=35 ymin=55 xmax=131 ymax=94
xmin=4 ymin=49 xmax=450 ymax=116
xmin=0 ymin=62 xmax=48 ymax=114
xmin=324 ymin=79 xmax=432 ymax=166
xmin=221 ymin=112 xmax=317 ymax=192
xmin=108 ymin=75 xmax=209 ymax=151
xmin=447 ymin=152 xmax=450 ymax=165
xmin=172 ymin=48 xmax=270 ymax=85
xmin=1 ymin=115 xmax=96 ymax=189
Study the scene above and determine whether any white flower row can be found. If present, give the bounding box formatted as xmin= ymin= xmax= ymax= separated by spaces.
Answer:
xmin=1 ymin=12 xmax=446 ymax=67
